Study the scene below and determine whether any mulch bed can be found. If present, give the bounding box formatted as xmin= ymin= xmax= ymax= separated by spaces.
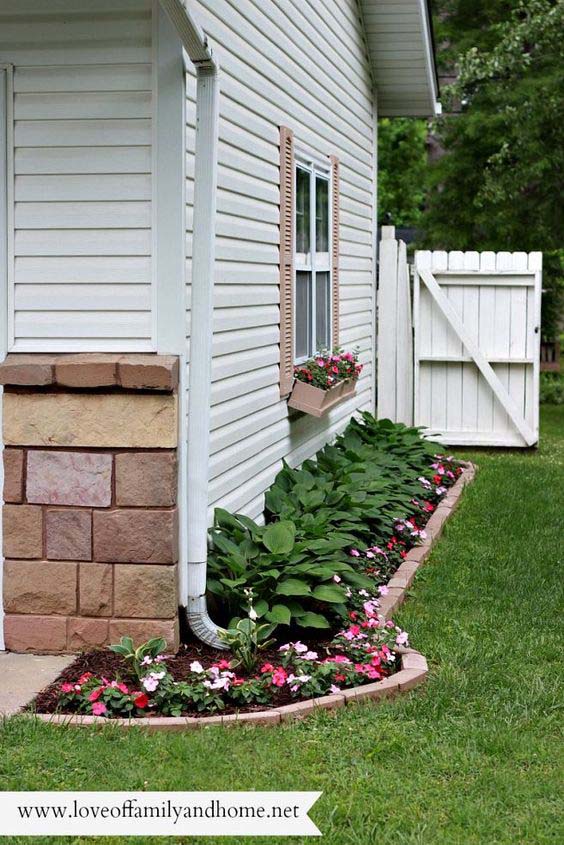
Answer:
xmin=28 ymin=635 xmax=344 ymax=717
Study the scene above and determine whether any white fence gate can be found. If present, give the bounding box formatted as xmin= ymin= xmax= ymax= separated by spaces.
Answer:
xmin=377 ymin=232 xmax=542 ymax=447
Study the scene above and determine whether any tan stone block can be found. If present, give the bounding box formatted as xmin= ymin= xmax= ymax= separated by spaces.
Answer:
xmin=3 ymin=505 xmax=43 ymax=559
xmin=3 ymin=448 xmax=24 ymax=503
xmin=79 ymin=563 xmax=113 ymax=616
xmin=3 ymin=392 xmax=177 ymax=449
xmin=397 ymin=669 xmax=427 ymax=692
xmin=109 ymin=617 xmax=179 ymax=650
xmin=67 ymin=617 xmax=109 ymax=650
xmin=118 ymin=354 xmax=178 ymax=391
xmin=4 ymin=614 xmax=68 ymax=653
xmin=114 ymin=564 xmax=177 ymax=618
xmin=93 ymin=509 xmax=178 ymax=564
xmin=312 ymin=693 xmax=345 ymax=710
xmin=405 ymin=544 xmax=430 ymax=565
xmin=27 ymin=450 xmax=112 ymax=507
xmin=401 ymin=652 xmax=428 ymax=672
xmin=0 ymin=354 xmax=55 ymax=386
xmin=46 ymin=509 xmax=92 ymax=561
xmin=55 ymin=354 xmax=118 ymax=388
xmin=3 ymin=560 xmax=77 ymax=615
xmin=341 ymin=675 xmax=400 ymax=703
xmin=278 ymin=699 xmax=315 ymax=722
xmin=115 ymin=452 xmax=177 ymax=507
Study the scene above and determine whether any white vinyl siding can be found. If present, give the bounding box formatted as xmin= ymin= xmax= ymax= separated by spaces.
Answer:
xmin=185 ymin=0 xmax=377 ymax=521
xmin=0 ymin=0 xmax=154 ymax=351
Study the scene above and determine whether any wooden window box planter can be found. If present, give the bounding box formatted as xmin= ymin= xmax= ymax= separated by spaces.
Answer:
xmin=288 ymin=378 xmax=356 ymax=417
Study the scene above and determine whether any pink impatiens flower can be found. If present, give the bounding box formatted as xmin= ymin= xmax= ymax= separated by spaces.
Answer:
xmin=378 ymin=585 xmax=389 ymax=596
xmin=349 ymin=549 xmax=360 ymax=557
xmin=92 ymin=702 xmax=107 ymax=717
xmin=60 ymin=682 xmax=74 ymax=693
xmin=271 ymin=668 xmax=288 ymax=687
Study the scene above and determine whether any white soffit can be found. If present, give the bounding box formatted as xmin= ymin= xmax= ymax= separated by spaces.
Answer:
xmin=360 ymin=0 xmax=440 ymax=116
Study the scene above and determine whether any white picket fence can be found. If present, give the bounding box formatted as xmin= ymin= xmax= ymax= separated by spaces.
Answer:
xmin=377 ymin=229 xmax=542 ymax=447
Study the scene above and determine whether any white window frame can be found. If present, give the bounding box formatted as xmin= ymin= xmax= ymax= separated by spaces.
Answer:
xmin=293 ymin=150 xmax=332 ymax=364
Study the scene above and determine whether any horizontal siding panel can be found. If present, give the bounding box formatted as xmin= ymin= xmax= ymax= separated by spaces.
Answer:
xmin=187 ymin=284 xmax=278 ymax=310
xmin=15 ymin=201 xmax=151 ymax=229
xmin=14 ymin=63 xmax=152 ymax=93
xmin=15 ymin=229 xmax=151 ymax=257
xmin=211 ymin=365 xmax=278 ymax=406
xmin=14 ymin=311 xmax=151 ymax=338
xmin=210 ymin=326 xmax=280 ymax=357
xmin=15 ymin=255 xmax=151 ymax=283
xmin=211 ymin=345 xmax=280 ymax=382
xmin=14 ymin=91 xmax=151 ymax=120
xmin=15 ymin=146 xmax=151 ymax=175
xmin=15 ymin=283 xmax=151 ymax=311
xmin=12 ymin=337 xmax=153 ymax=352
xmin=211 ymin=305 xmax=279 ymax=333
xmin=15 ymin=119 xmax=151 ymax=147
xmin=0 ymin=16 xmax=150 ymax=47
xmin=210 ymin=402 xmax=286 ymax=454
xmin=15 ymin=174 xmax=151 ymax=201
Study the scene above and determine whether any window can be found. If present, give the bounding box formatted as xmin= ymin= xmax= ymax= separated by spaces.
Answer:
xmin=294 ymin=160 xmax=332 ymax=362
xmin=279 ymin=126 xmax=340 ymax=398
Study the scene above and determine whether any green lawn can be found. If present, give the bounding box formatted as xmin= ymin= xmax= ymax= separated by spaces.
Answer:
xmin=1 ymin=406 xmax=563 ymax=845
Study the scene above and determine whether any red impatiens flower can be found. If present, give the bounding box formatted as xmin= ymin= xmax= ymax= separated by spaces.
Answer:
xmin=133 ymin=692 xmax=149 ymax=709
xmin=260 ymin=663 xmax=274 ymax=673
xmin=77 ymin=672 xmax=93 ymax=685
xmin=432 ymin=474 xmax=442 ymax=484
xmin=88 ymin=687 xmax=104 ymax=702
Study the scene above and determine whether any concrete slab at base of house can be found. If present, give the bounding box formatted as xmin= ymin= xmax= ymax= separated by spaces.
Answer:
xmin=0 ymin=652 xmax=74 ymax=717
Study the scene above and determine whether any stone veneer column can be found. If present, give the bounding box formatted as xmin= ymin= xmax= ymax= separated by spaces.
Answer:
xmin=0 ymin=354 xmax=180 ymax=654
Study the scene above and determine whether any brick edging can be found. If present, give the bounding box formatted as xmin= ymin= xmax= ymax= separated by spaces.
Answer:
xmin=30 ymin=463 xmax=475 ymax=730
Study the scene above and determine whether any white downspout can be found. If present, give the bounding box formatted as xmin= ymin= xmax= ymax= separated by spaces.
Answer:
xmin=159 ymin=0 xmax=226 ymax=647
xmin=185 ymin=61 xmax=226 ymax=648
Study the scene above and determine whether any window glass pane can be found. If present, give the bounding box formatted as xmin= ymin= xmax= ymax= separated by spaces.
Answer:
xmin=296 ymin=168 xmax=310 ymax=255
xmin=315 ymin=271 xmax=331 ymax=351
xmin=295 ymin=271 xmax=312 ymax=359
xmin=315 ymin=177 xmax=329 ymax=254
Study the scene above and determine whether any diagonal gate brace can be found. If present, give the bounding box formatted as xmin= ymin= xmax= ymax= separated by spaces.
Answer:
xmin=418 ymin=268 xmax=537 ymax=446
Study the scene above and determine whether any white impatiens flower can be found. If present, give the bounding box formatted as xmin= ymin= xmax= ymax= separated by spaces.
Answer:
xmin=190 ymin=661 xmax=204 ymax=674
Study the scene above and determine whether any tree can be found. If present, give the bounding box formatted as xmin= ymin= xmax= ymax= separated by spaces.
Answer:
xmin=377 ymin=118 xmax=429 ymax=227
xmin=421 ymin=0 xmax=564 ymax=337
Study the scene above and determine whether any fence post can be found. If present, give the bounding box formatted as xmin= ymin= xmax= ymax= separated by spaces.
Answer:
xmin=377 ymin=227 xmax=413 ymax=424
xmin=377 ymin=227 xmax=398 ymax=420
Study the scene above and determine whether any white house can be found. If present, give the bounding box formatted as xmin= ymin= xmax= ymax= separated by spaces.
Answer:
xmin=0 ymin=0 xmax=439 ymax=652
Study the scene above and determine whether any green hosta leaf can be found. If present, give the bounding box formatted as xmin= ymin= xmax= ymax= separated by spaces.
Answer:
xmin=276 ymin=578 xmax=311 ymax=596
xmin=296 ymin=612 xmax=331 ymax=629
xmin=253 ymin=599 xmax=269 ymax=618
xmin=312 ymin=584 xmax=347 ymax=603
xmin=266 ymin=604 xmax=292 ymax=625
xmin=262 ymin=520 xmax=296 ymax=555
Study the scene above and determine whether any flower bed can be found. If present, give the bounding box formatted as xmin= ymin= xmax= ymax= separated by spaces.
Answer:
xmin=29 ymin=417 xmax=474 ymax=726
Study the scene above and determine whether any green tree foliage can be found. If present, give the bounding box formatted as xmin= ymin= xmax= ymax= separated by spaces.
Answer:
xmin=421 ymin=0 xmax=564 ymax=337
xmin=377 ymin=118 xmax=429 ymax=226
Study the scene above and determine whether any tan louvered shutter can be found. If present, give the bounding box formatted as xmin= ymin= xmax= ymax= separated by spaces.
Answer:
xmin=279 ymin=126 xmax=295 ymax=398
xmin=330 ymin=154 xmax=340 ymax=347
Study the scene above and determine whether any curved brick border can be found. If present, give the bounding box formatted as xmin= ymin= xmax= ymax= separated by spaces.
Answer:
xmin=31 ymin=463 xmax=475 ymax=730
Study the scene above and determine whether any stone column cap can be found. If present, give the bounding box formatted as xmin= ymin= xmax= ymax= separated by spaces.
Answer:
xmin=0 ymin=354 xmax=179 ymax=392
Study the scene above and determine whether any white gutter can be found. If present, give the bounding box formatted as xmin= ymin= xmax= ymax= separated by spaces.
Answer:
xmin=159 ymin=0 xmax=226 ymax=648
xmin=417 ymin=0 xmax=441 ymax=116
